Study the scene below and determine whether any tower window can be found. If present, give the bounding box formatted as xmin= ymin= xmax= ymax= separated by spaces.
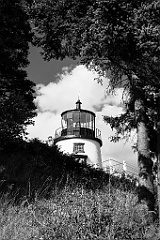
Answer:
xmin=73 ymin=143 xmax=85 ymax=153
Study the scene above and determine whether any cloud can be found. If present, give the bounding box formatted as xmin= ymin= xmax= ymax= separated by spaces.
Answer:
xmin=35 ymin=65 xmax=109 ymax=113
xmin=27 ymin=65 xmax=138 ymax=173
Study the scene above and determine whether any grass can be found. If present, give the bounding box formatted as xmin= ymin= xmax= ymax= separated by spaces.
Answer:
xmin=0 ymin=140 xmax=159 ymax=239
xmin=0 ymin=184 xmax=159 ymax=240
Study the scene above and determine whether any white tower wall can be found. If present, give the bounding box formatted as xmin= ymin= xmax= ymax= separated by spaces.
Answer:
xmin=55 ymin=138 xmax=102 ymax=168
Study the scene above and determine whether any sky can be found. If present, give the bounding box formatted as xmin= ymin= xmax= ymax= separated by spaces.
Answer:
xmin=26 ymin=46 xmax=138 ymax=174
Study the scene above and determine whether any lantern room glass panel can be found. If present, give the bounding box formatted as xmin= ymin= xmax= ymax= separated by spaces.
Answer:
xmin=80 ymin=112 xmax=94 ymax=130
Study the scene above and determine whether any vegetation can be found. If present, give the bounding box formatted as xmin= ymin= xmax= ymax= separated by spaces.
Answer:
xmin=0 ymin=139 xmax=159 ymax=239
xmin=0 ymin=0 xmax=36 ymax=146
xmin=0 ymin=139 xmax=135 ymax=201
xmin=0 ymin=139 xmax=157 ymax=239
xmin=0 ymin=186 xmax=159 ymax=240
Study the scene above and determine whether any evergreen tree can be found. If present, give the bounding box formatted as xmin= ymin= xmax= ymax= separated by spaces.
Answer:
xmin=0 ymin=0 xmax=36 ymax=145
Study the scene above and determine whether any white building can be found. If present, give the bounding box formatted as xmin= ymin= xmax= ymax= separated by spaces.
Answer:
xmin=54 ymin=99 xmax=102 ymax=168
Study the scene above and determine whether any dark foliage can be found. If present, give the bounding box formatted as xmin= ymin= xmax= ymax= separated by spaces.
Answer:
xmin=0 ymin=0 xmax=36 ymax=145
xmin=0 ymin=139 xmax=136 ymax=203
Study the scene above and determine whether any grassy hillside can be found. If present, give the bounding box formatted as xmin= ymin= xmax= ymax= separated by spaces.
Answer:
xmin=0 ymin=185 xmax=158 ymax=239
xmin=0 ymin=138 xmax=135 ymax=201
xmin=0 ymin=139 xmax=159 ymax=239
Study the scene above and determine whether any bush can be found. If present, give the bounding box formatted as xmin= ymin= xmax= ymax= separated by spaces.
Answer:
xmin=0 ymin=139 xmax=136 ymax=203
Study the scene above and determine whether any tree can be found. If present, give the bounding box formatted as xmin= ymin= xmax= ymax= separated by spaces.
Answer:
xmin=29 ymin=0 xmax=160 ymax=211
xmin=105 ymin=83 xmax=160 ymax=210
xmin=0 ymin=0 xmax=36 ymax=145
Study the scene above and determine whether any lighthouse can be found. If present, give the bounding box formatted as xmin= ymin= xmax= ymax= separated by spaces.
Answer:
xmin=54 ymin=99 xmax=103 ymax=168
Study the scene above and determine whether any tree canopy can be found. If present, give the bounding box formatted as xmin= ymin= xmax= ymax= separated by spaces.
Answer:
xmin=31 ymin=0 xmax=160 ymax=85
xmin=0 ymin=0 xmax=36 ymax=144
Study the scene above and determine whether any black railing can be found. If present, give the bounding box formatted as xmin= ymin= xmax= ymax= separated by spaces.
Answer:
xmin=55 ymin=127 xmax=102 ymax=141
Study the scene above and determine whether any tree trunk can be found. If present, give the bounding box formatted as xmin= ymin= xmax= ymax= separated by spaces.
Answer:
xmin=134 ymin=91 xmax=155 ymax=211
xmin=157 ymin=93 xmax=160 ymax=231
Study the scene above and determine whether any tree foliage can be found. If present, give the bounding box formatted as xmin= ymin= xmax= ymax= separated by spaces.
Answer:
xmin=30 ymin=0 xmax=160 ymax=83
xmin=0 ymin=0 xmax=36 ymax=144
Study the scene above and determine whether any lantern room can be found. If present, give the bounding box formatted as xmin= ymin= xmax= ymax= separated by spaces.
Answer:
xmin=61 ymin=100 xmax=95 ymax=138
xmin=54 ymin=99 xmax=102 ymax=146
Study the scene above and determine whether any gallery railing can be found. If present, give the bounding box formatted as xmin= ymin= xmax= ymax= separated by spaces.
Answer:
xmin=54 ymin=127 xmax=102 ymax=141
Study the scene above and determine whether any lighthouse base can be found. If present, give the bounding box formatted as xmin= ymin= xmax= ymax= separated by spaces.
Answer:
xmin=55 ymin=137 xmax=102 ymax=169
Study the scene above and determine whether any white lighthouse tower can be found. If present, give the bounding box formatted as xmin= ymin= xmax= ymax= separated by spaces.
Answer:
xmin=54 ymin=99 xmax=102 ymax=168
